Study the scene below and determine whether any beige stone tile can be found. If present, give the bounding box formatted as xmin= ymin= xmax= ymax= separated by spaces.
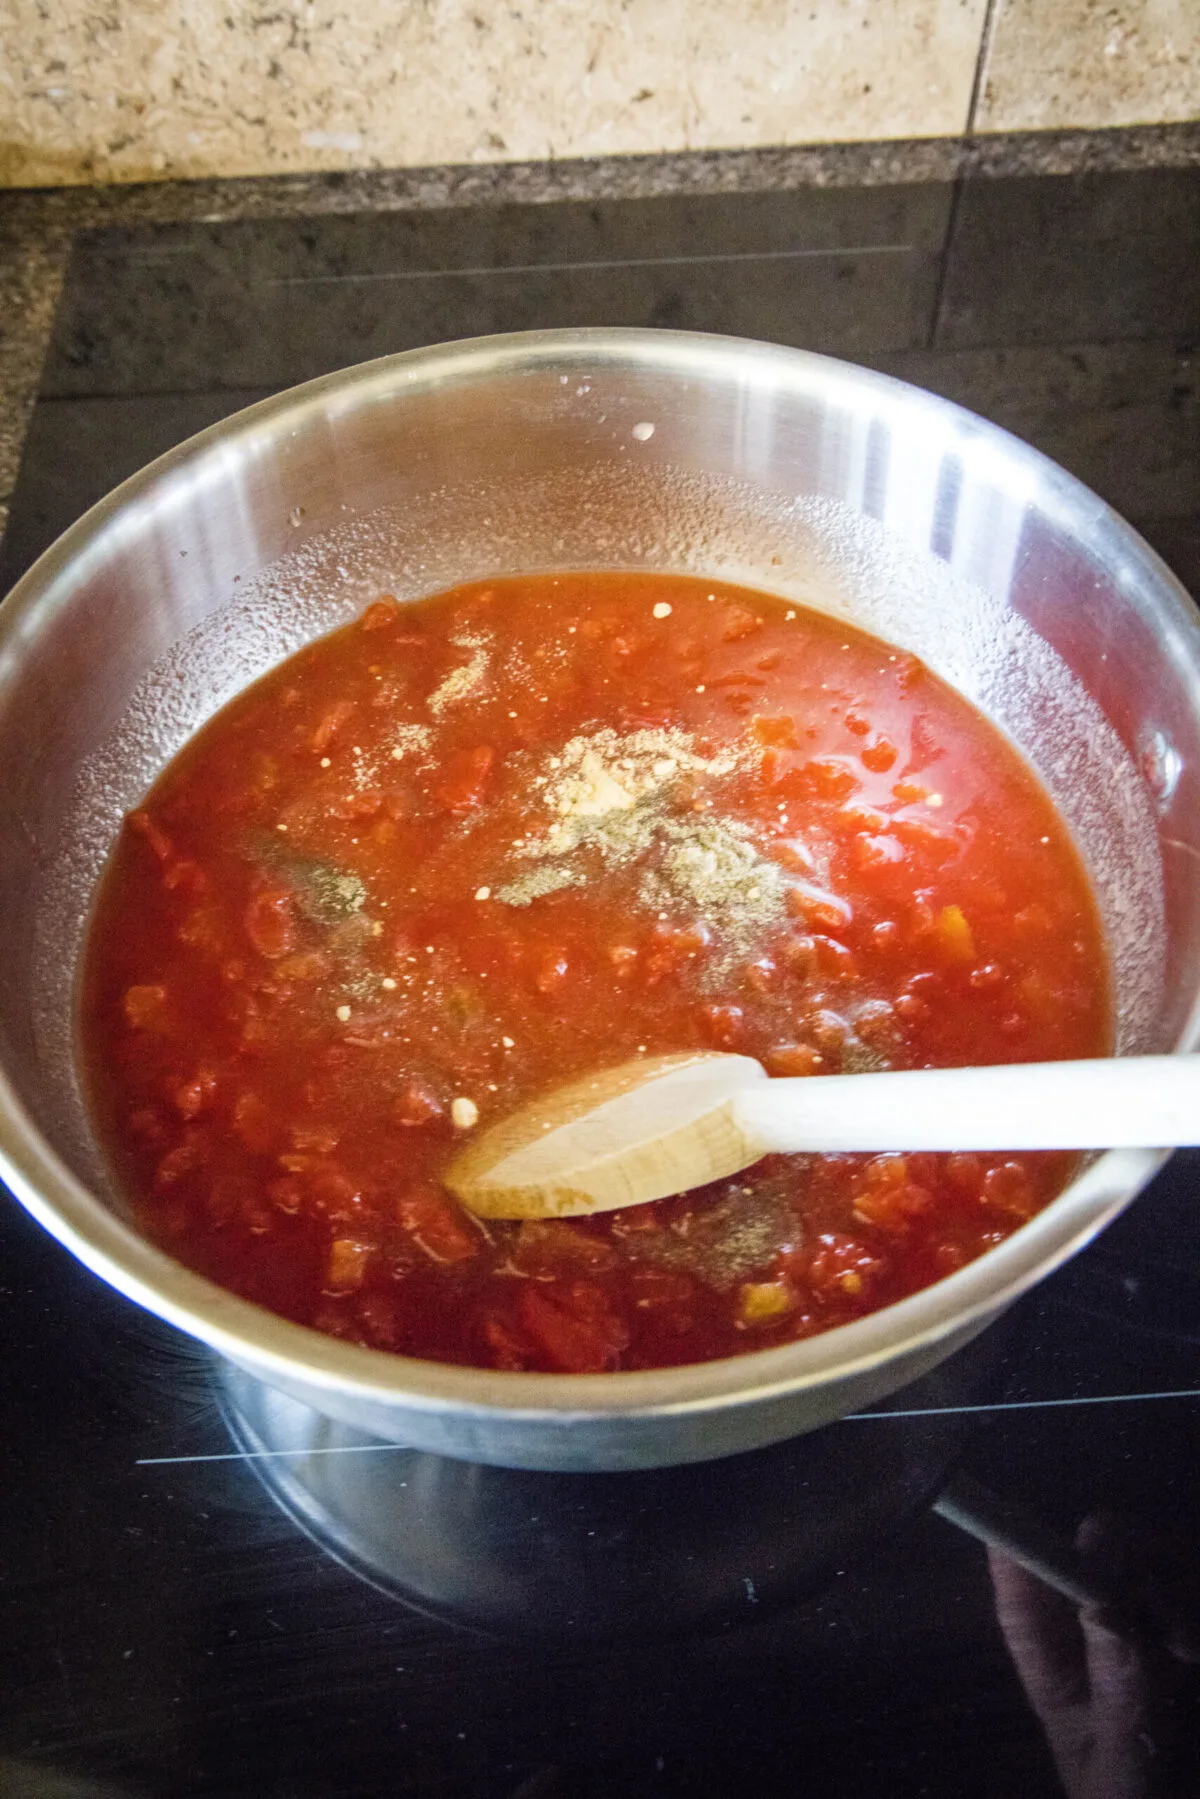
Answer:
xmin=0 ymin=0 xmax=987 ymax=189
xmin=684 ymin=0 xmax=986 ymax=148
xmin=976 ymin=0 xmax=1200 ymax=132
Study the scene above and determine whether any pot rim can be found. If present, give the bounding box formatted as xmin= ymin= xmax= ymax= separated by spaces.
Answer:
xmin=3 ymin=326 xmax=1198 ymax=1429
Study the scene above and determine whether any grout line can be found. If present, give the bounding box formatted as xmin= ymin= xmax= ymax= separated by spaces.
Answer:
xmin=966 ymin=0 xmax=1003 ymax=136
xmin=925 ymin=0 xmax=1003 ymax=351
xmin=134 ymin=1388 xmax=1200 ymax=1466
xmin=926 ymin=177 xmax=963 ymax=350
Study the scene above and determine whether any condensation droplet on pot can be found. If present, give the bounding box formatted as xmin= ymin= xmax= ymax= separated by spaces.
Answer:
xmin=289 ymin=506 xmax=306 ymax=527
xmin=632 ymin=421 xmax=655 ymax=442
xmin=1139 ymin=729 xmax=1181 ymax=811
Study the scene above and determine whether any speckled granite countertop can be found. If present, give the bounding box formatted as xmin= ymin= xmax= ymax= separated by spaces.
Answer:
xmin=2 ymin=121 xmax=1198 ymax=546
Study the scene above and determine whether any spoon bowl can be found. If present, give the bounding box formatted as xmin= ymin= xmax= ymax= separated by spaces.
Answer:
xmin=447 ymin=1051 xmax=1200 ymax=1220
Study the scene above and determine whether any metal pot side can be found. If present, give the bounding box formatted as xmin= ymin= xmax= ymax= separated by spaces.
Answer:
xmin=2 ymin=329 xmax=1198 ymax=1470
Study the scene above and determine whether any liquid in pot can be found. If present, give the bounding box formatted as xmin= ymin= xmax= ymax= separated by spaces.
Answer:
xmin=80 ymin=573 xmax=1110 ymax=1372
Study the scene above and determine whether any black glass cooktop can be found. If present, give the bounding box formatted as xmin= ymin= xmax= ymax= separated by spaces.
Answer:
xmin=2 ymin=165 xmax=1199 ymax=1799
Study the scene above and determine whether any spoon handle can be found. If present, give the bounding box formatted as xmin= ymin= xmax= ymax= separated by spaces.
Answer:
xmin=731 ymin=1055 xmax=1200 ymax=1155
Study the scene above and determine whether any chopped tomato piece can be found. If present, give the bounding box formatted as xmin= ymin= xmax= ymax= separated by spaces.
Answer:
xmin=764 ymin=1042 xmax=824 ymax=1077
xmin=173 ymin=1067 xmax=218 ymax=1121
xmin=697 ymin=1003 xmax=744 ymax=1050
xmin=813 ymin=935 xmax=858 ymax=981
xmin=807 ymin=1232 xmax=883 ymax=1300
xmin=860 ymin=736 xmax=898 ymax=772
xmin=751 ymin=713 xmax=797 ymax=748
xmin=853 ymin=833 xmax=906 ymax=874
xmin=517 ymin=1280 xmax=630 ymax=1373
xmin=154 ymin=1133 xmax=207 ymax=1191
xmin=309 ymin=699 xmax=356 ymax=754
xmin=128 ymin=810 xmax=173 ymax=861
xmin=434 ymin=744 xmax=495 ymax=811
xmin=481 ymin=1309 xmax=531 ymax=1371
xmin=515 ymin=1220 xmax=615 ymax=1273
xmin=721 ymin=605 xmax=761 ymax=642
xmin=534 ymin=950 xmax=569 ymax=993
xmin=360 ymin=596 xmax=401 ymax=631
xmin=981 ymin=1160 xmax=1036 ymax=1219
xmin=785 ymin=881 xmax=853 ymax=933
xmin=244 ymin=888 xmax=298 ymax=960
xmin=852 ymin=1156 xmax=933 ymax=1232
xmin=325 ymin=1238 xmax=372 ymax=1294
xmin=395 ymin=1078 xmax=445 ymax=1127
xmin=232 ymin=1090 xmax=276 ymax=1154
xmin=163 ymin=859 xmax=206 ymax=895
xmin=276 ymin=949 xmax=333 ymax=983
xmin=397 ymin=1188 xmax=479 ymax=1263
xmin=644 ymin=921 xmax=711 ymax=985
xmin=783 ymin=759 xmax=860 ymax=803
xmin=123 ymin=984 xmax=170 ymax=1031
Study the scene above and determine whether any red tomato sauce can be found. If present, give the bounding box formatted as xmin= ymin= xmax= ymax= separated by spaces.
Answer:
xmin=80 ymin=573 xmax=1110 ymax=1373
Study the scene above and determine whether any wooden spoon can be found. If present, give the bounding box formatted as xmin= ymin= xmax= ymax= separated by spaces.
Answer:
xmin=445 ymin=1050 xmax=1200 ymax=1220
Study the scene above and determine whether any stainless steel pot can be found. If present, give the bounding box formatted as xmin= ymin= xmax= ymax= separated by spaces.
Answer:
xmin=2 ymin=329 xmax=1198 ymax=1471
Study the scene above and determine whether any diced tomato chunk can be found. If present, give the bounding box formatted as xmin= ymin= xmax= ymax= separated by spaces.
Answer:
xmin=980 ymin=1160 xmax=1036 ymax=1219
xmin=643 ymin=921 xmax=711 ymax=985
xmin=721 ymin=606 xmax=761 ymax=642
xmin=173 ymin=1067 xmax=218 ymax=1120
xmin=860 ymin=736 xmax=898 ymax=773
xmin=517 ymin=1280 xmax=630 ymax=1373
xmin=325 ymin=1238 xmax=372 ymax=1294
xmin=781 ymin=759 xmax=860 ymax=803
xmin=163 ymin=859 xmax=206 ymax=895
xmin=764 ymin=1042 xmax=824 ymax=1077
xmin=397 ymin=1188 xmax=479 ymax=1263
xmin=123 ymin=984 xmax=170 ymax=1031
xmin=852 ymin=1155 xmax=933 ymax=1233
xmin=751 ymin=713 xmax=797 ymax=748
xmin=434 ymin=744 xmax=495 ymax=811
xmin=128 ymin=810 xmax=173 ymax=861
xmin=276 ymin=949 xmax=332 ymax=983
xmin=697 ymin=1003 xmax=744 ymax=1050
xmin=515 ymin=1220 xmax=614 ymax=1273
xmin=232 ymin=1090 xmax=276 ymax=1153
xmin=806 ymin=1231 xmax=883 ymax=1300
xmin=785 ymin=881 xmax=853 ymax=933
xmin=244 ymin=888 xmax=298 ymax=960
xmin=309 ymin=699 xmax=356 ymax=754
xmin=395 ymin=1077 xmax=445 ymax=1127
xmin=154 ymin=1133 xmax=207 ymax=1191
xmin=534 ymin=950 xmax=569 ymax=993
xmin=813 ymin=935 xmax=858 ymax=981
xmin=360 ymin=596 xmax=401 ymax=631
xmin=481 ymin=1310 xmax=531 ymax=1371
xmin=854 ymin=833 xmax=905 ymax=874
xmin=357 ymin=1290 xmax=402 ymax=1350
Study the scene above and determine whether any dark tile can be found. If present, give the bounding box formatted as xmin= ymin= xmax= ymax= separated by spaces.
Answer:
xmin=0 ymin=389 xmax=275 ymax=593
xmin=872 ymin=341 xmax=1200 ymax=523
xmin=936 ymin=169 xmax=1200 ymax=349
xmin=43 ymin=184 xmax=952 ymax=397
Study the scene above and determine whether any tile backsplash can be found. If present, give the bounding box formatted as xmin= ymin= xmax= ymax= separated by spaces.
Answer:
xmin=0 ymin=0 xmax=1196 ymax=190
